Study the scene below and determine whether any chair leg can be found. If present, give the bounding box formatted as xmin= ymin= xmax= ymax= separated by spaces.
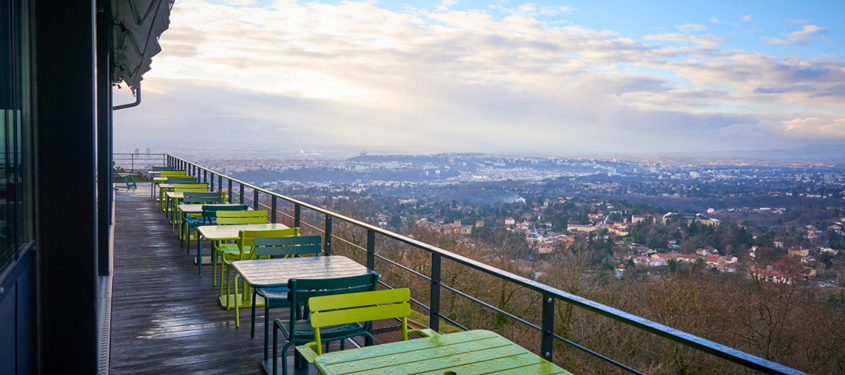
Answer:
xmin=273 ymin=323 xmax=279 ymax=375
xmin=264 ymin=300 xmax=271 ymax=360
xmin=234 ymin=275 xmax=240 ymax=327
xmin=225 ymin=264 xmax=232 ymax=308
xmin=219 ymin=261 xmax=225 ymax=297
xmin=251 ymin=290 xmax=257 ymax=339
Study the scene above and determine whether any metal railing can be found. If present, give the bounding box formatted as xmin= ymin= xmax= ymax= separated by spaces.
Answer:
xmin=114 ymin=153 xmax=167 ymax=173
xmin=166 ymin=155 xmax=806 ymax=375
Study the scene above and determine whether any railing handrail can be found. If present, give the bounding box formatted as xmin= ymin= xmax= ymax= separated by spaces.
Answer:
xmin=166 ymin=155 xmax=806 ymax=375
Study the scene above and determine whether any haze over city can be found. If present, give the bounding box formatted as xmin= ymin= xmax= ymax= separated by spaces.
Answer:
xmin=114 ymin=0 xmax=845 ymax=156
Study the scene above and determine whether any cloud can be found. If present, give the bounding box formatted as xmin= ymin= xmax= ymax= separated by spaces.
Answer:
xmin=740 ymin=14 xmax=753 ymax=22
xmin=643 ymin=33 xmax=726 ymax=48
xmin=490 ymin=3 xmax=576 ymax=17
xmin=763 ymin=24 xmax=828 ymax=45
xmin=675 ymin=23 xmax=706 ymax=32
xmin=436 ymin=0 xmax=459 ymax=11
xmin=708 ymin=16 xmax=737 ymax=26
xmin=121 ymin=0 xmax=845 ymax=154
xmin=787 ymin=19 xmax=810 ymax=24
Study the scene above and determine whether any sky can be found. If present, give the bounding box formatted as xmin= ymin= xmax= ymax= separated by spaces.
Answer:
xmin=114 ymin=0 xmax=845 ymax=156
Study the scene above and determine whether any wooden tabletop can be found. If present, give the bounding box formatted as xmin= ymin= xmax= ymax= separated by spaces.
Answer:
xmin=177 ymin=204 xmax=250 ymax=214
xmin=313 ymin=329 xmax=571 ymax=375
xmin=232 ymin=256 xmax=369 ymax=288
xmin=196 ymin=223 xmax=288 ymax=241
xmin=165 ymin=191 xmax=184 ymax=199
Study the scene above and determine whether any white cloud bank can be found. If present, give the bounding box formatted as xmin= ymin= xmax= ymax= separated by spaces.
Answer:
xmin=115 ymin=0 xmax=845 ymax=154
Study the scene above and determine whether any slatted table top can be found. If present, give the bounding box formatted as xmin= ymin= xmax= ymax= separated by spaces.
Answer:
xmin=153 ymin=177 xmax=168 ymax=182
xmin=313 ymin=329 xmax=571 ymax=375
xmin=196 ymin=223 xmax=288 ymax=241
xmin=165 ymin=191 xmax=189 ymax=199
xmin=232 ymin=256 xmax=369 ymax=288
xmin=159 ymin=183 xmax=176 ymax=189
xmin=177 ymin=204 xmax=251 ymax=214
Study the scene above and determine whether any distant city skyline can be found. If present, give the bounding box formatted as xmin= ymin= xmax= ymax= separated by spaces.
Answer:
xmin=114 ymin=0 xmax=844 ymax=155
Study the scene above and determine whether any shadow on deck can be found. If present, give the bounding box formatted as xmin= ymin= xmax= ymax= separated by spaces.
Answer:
xmin=109 ymin=184 xmax=317 ymax=375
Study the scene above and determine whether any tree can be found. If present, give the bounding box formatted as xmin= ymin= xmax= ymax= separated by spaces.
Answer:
xmin=819 ymin=252 xmax=833 ymax=267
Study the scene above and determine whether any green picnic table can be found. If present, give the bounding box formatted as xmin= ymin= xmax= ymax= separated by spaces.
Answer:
xmin=312 ymin=329 xmax=571 ymax=375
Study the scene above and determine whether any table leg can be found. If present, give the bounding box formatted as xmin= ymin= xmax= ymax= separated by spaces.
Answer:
xmin=179 ymin=212 xmax=185 ymax=248
xmin=198 ymin=235 xmax=203 ymax=275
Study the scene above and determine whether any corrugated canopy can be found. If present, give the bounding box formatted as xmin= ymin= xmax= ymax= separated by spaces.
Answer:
xmin=111 ymin=0 xmax=174 ymax=91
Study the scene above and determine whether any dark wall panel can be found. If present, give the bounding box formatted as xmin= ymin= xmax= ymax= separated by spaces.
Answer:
xmin=0 ymin=283 xmax=15 ymax=375
xmin=33 ymin=0 xmax=99 ymax=372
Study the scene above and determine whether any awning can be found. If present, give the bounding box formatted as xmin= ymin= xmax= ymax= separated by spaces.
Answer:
xmin=111 ymin=0 xmax=174 ymax=91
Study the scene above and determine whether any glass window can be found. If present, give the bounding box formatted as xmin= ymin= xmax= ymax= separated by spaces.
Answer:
xmin=0 ymin=0 xmax=34 ymax=274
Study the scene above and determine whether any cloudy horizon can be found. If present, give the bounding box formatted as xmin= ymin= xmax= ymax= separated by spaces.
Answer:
xmin=114 ymin=0 xmax=845 ymax=156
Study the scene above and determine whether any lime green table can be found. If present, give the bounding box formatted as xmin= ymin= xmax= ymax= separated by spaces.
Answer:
xmin=178 ymin=204 xmax=252 ymax=251
xmin=195 ymin=223 xmax=289 ymax=277
xmin=312 ymin=330 xmax=571 ymax=375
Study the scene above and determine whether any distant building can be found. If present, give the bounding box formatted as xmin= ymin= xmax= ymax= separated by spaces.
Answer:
xmin=788 ymin=247 xmax=809 ymax=258
xmin=631 ymin=215 xmax=650 ymax=224
xmin=476 ymin=220 xmax=484 ymax=228
xmin=504 ymin=218 xmax=515 ymax=226
xmin=134 ymin=148 xmax=139 ymax=155
xmin=748 ymin=267 xmax=793 ymax=285
xmin=567 ymin=223 xmax=596 ymax=232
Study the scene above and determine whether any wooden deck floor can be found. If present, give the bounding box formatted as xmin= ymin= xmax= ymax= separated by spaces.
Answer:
xmin=109 ymin=184 xmax=317 ymax=375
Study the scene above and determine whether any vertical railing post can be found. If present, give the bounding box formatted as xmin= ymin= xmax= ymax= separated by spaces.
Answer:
xmin=270 ymin=196 xmax=277 ymax=223
xmin=204 ymin=170 xmax=208 ymax=184
xmin=366 ymin=229 xmax=375 ymax=271
xmin=541 ymin=293 xmax=555 ymax=362
xmin=239 ymin=184 xmax=245 ymax=204
xmin=324 ymin=216 xmax=332 ymax=256
xmin=218 ymin=175 xmax=222 ymax=192
xmin=167 ymin=155 xmax=170 ymax=167
xmin=430 ymin=253 xmax=441 ymax=333
xmin=253 ymin=189 xmax=259 ymax=210
xmin=294 ymin=203 xmax=301 ymax=228
xmin=228 ymin=180 xmax=233 ymax=203
xmin=209 ymin=173 xmax=214 ymax=191
xmin=131 ymin=153 xmax=134 ymax=173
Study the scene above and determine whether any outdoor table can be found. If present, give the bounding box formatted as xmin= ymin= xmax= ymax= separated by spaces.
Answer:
xmin=152 ymin=176 xmax=168 ymax=198
xmin=311 ymin=329 xmax=571 ymax=375
xmin=195 ymin=223 xmax=289 ymax=276
xmin=163 ymin=190 xmax=182 ymax=223
xmin=231 ymin=255 xmax=371 ymax=370
xmin=156 ymin=182 xmax=175 ymax=208
xmin=178 ymin=204 xmax=251 ymax=250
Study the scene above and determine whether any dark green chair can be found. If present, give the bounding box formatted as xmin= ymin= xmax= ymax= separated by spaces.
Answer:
xmin=166 ymin=177 xmax=198 ymax=183
xmin=184 ymin=204 xmax=248 ymax=255
xmin=251 ymin=236 xmax=323 ymax=360
xmin=271 ymin=272 xmax=379 ymax=375
xmin=179 ymin=192 xmax=226 ymax=246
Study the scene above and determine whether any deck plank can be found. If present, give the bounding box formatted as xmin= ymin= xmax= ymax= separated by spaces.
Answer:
xmin=109 ymin=185 xmax=318 ymax=375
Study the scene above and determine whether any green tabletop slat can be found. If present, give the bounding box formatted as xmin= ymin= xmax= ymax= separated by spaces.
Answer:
xmin=482 ymin=362 xmax=571 ymax=375
xmin=412 ymin=353 xmax=569 ymax=375
xmin=315 ymin=329 xmax=498 ymax=365
xmin=314 ymin=330 xmax=571 ymax=375
xmin=319 ymin=335 xmax=514 ymax=373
